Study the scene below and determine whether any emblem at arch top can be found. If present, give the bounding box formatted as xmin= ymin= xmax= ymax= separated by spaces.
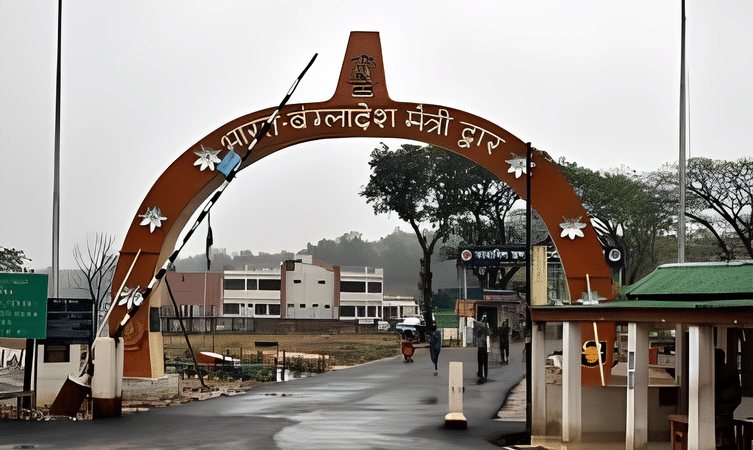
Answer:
xmin=348 ymin=54 xmax=378 ymax=98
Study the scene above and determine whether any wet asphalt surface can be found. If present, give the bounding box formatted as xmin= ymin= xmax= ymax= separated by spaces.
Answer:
xmin=1 ymin=343 xmax=527 ymax=450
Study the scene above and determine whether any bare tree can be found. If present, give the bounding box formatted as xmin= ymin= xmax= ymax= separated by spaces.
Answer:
xmin=685 ymin=157 xmax=753 ymax=261
xmin=73 ymin=232 xmax=118 ymax=329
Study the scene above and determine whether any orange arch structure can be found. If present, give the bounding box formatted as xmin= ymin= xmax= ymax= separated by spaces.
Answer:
xmin=111 ymin=32 xmax=616 ymax=378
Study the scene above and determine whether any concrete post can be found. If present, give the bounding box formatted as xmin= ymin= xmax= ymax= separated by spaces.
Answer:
xmin=445 ymin=361 xmax=467 ymax=428
xmin=531 ymin=322 xmax=547 ymax=436
xmin=688 ymin=325 xmax=715 ymax=450
xmin=563 ymin=321 xmax=581 ymax=442
xmin=626 ymin=322 xmax=649 ymax=449
xmin=91 ymin=337 xmax=124 ymax=419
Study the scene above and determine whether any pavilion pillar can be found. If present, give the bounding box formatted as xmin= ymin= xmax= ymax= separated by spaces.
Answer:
xmin=688 ymin=325 xmax=715 ymax=450
xmin=626 ymin=322 xmax=649 ymax=449
xmin=675 ymin=324 xmax=687 ymax=413
xmin=531 ymin=321 xmax=547 ymax=436
xmin=562 ymin=321 xmax=581 ymax=442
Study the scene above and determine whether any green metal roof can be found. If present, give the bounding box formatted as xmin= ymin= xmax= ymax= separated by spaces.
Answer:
xmin=596 ymin=299 xmax=753 ymax=309
xmin=624 ymin=261 xmax=753 ymax=300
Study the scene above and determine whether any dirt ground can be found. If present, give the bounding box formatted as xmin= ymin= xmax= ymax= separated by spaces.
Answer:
xmin=163 ymin=331 xmax=403 ymax=367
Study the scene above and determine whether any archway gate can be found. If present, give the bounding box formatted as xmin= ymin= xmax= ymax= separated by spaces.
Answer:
xmin=110 ymin=32 xmax=616 ymax=378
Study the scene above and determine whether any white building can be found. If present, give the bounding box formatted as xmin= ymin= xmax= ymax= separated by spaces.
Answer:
xmin=382 ymin=295 xmax=419 ymax=320
xmin=221 ymin=255 xmax=415 ymax=322
xmin=222 ymin=255 xmax=418 ymax=322
xmin=337 ymin=265 xmax=384 ymax=321
xmin=281 ymin=256 xmax=338 ymax=319
xmin=223 ymin=267 xmax=282 ymax=318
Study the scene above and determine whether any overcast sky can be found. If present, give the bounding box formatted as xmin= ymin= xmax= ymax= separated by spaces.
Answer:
xmin=1 ymin=0 xmax=751 ymax=271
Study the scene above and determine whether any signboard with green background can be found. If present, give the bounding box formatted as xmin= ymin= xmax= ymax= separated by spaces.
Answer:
xmin=0 ymin=273 xmax=48 ymax=339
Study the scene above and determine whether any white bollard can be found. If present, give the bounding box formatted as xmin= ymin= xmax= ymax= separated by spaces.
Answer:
xmin=445 ymin=361 xmax=467 ymax=429
xmin=91 ymin=337 xmax=124 ymax=419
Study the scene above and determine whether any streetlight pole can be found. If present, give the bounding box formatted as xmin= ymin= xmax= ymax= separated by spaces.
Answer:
xmin=525 ymin=142 xmax=533 ymax=441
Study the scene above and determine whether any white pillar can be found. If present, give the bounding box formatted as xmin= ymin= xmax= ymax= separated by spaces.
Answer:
xmin=91 ymin=337 xmax=124 ymax=418
xmin=445 ymin=361 xmax=467 ymax=428
xmin=675 ymin=324 xmax=687 ymax=413
xmin=563 ymin=321 xmax=581 ymax=442
xmin=626 ymin=323 xmax=649 ymax=449
xmin=532 ymin=322 xmax=547 ymax=435
xmin=688 ymin=325 xmax=715 ymax=450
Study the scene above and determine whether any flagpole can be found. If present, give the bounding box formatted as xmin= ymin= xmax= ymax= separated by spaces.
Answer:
xmin=52 ymin=0 xmax=63 ymax=297
xmin=678 ymin=0 xmax=687 ymax=263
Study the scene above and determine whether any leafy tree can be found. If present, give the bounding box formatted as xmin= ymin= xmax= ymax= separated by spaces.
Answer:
xmin=72 ymin=232 xmax=118 ymax=328
xmin=443 ymin=158 xmax=522 ymax=289
xmin=558 ymin=159 xmax=675 ymax=284
xmin=683 ymin=157 xmax=753 ymax=260
xmin=305 ymin=232 xmax=379 ymax=268
xmin=0 ymin=246 xmax=31 ymax=272
xmin=361 ymin=143 xmax=470 ymax=329
xmin=449 ymin=159 xmax=519 ymax=246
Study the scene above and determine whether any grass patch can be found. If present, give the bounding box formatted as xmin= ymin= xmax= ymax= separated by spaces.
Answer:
xmin=164 ymin=332 xmax=401 ymax=368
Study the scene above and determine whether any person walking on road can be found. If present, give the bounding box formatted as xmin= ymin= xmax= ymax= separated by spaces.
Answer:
xmin=500 ymin=318 xmax=510 ymax=365
xmin=400 ymin=330 xmax=415 ymax=363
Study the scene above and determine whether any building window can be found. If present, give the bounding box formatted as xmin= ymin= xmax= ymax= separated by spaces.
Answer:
xmin=340 ymin=281 xmax=366 ymax=293
xmin=247 ymin=279 xmax=258 ymax=290
xmin=299 ymin=304 xmax=306 ymax=308
xmin=255 ymin=304 xmax=267 ymax=315
xmin=259 ymin=279 xmax=281 ymax=291
xmin=318 ymin=280 xmax=326 ymax=284
xmin=293 ymin=279 xmax=302 ymax=284
xmin=340 ymin=306 xmax=356 ymax=317
xmin=312 ymin=304 xmax=319 ymax=308
xmin=269 ymin=304 xmax=280 ymax=315
xmin=224 ymin=279 xmax=245 ymax=290
xmin=150 ymin=307 xmax=161 ymax=332
xmin=224 ymin=304 xmax=240 ymax=315
xmin=44 ymin=344 xmax=70 ymax=363
xmin=356 ymin=306 xmax=366 ymax=317
xmin=367 ymin=282 xmax=382 ymax=293
xmin=367 ymin=306 xmax=377 ymax=317
xmin=324 ymin=304 xmax=331 ymax=309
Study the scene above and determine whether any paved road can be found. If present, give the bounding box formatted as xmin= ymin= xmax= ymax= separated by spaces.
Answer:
xmin=1 ymin=343 xmax=527 ymax=450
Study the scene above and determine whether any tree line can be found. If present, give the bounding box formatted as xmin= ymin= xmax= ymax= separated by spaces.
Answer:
xmin=359 ymin=143 xmax=753 ymax=328
xmin=3 ymin=145 xmax=750 ymax=329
